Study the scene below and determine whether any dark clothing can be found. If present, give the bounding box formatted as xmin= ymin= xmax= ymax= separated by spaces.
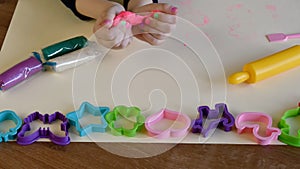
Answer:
xmin=61 ymin=0 xmax=158 ymax=20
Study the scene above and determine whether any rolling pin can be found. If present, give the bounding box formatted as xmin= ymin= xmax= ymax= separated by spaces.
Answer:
xmin=228 ymin=45 xmax=300 ymax=84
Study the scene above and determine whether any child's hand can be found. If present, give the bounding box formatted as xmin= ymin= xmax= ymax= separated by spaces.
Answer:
xmin=93 ymin=4 xmax=133 ymax=49
xmin=131 ymin=3 xmax=178 ymax=45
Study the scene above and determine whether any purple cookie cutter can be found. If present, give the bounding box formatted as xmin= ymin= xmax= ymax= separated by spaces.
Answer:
xmin=235 ymin=112 xmax=281 ymax=145
xmin=0 ymin=53 xmax=43 ymax=91
xmin=192 ymin=103 xmax=235 ymax=137
xmin=17 ymin=111 xmax=70 ymax=146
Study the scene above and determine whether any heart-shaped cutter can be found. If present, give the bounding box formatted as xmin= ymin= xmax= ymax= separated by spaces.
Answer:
xmin=0 ymin=110 xmax=22 ymax=142
xmin=17 ymin=111 xmax=70 ymax=146
xmin=235 ymin=112 xmax=281 ymax=145
xmin=145 ymin=109 xmax=191 ymax=139
xmin=278 ymin=104 xmax=300 ymax=147
xmin=105 ymin=105 xmax=145 ymax=137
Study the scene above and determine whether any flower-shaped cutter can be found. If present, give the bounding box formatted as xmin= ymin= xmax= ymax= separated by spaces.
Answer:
xmin=17 ymin=111 xmax=70 ymax=146
xmin=105 ymin=105 xmax=145 ymax=137
xmin=192 ymin=103 xmax=235 ymax=137
xmin=66 ymin=102 xmax=110 ymax=137
xmin=235 ymin=112 xmax=281 ymax=145
xmin=278 ymin=104 xmax=300 ymax=147
xmin=145 ymin=108 xmax=191 ymax=139
xmin=0 ymin=110 xmax=22 ymax=142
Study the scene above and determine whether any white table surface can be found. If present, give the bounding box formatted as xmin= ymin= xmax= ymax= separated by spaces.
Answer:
xmin=1 ymin=0 xmax=300 ymax=146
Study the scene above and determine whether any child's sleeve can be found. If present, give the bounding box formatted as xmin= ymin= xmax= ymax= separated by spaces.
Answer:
xmin=123 ymin=0 xmax=158 ymax=10
xmin=60 ymin=0 xmax=93 ymax=20
xmin=61 ymin=0 xmax=159 ymax=21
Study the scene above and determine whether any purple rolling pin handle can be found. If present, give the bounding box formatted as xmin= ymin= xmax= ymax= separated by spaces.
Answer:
xmin=0 ymin=56 xmax=43 ymax=91
xmin=17 ymin=112 xmax=70 ymax=146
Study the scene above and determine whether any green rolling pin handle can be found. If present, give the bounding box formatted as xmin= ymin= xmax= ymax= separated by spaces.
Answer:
xmin=41 ymin=36 xmax=88 ymax=61
xmin=228 ymin=71 xmax=250 ymax=84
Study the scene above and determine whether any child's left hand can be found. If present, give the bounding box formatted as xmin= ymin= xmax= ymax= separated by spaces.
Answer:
xmin=93 ymin=4 xmax=133 ymax=49
xmin=131 ymin=3 xmax=178 ymax=45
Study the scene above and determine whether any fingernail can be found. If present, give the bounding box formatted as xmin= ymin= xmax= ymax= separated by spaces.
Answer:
xmin=144 ymin=18 xmax=151 ymax=25
xmin=103 ymin=19 xmax=111 ymax=25
xmin=170 ymin=6 xmax=178 ymax=14
xmin=153 ymin=13 xmax=159 ymax=19
xmin=120 ymin=20 xmax=127 ymax=26
xmin=140 ymin=23 xmax=145 ymax=29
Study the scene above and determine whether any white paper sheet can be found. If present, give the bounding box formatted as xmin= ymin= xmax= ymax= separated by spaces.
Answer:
xmin=1 ymin=0 xmax=300 ymax=146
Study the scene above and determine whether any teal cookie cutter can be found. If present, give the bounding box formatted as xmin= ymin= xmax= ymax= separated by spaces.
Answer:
xmin=66 ymin=102 xmax=110 ymax=137
xmin=0 ymin=110 xmax=22 ymax=142
xmin=278 ymin=104 xmax=300 ymax=147
xmin=105 ymin=105 xmax=145 ymax=137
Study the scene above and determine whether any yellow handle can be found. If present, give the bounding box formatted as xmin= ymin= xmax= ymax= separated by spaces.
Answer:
xmin=228 ymin=72 xmax=250 ymax=84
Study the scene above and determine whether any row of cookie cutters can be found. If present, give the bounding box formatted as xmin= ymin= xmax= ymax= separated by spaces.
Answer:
xmin=66 ymin=103 xmax=236 ymax=139
xmin=0 ymin=102 xmax=235 ymax=145
xmin=2 ymin=102 xmax=298 ymax=146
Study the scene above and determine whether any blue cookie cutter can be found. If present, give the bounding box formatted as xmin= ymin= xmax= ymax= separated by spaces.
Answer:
xmin=17 ymin=111 xmax=70 ymax=146
xmin=191 ymin=103 xmax=235 ymax=137
xmin=66 ymin=102 xmax=110 ymax=137
xmin=0 ymin=110 xmax=22 ymax=142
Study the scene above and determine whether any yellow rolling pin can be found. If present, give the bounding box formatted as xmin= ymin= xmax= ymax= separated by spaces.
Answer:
xmin=229 ymin=45 xmax=300 ymax=84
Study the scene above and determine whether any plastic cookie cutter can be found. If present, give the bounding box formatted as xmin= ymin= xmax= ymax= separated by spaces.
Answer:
xmin=235 ymin=112 xmax=281 ymax=145
xmin=66 ymin=102 xmax=110 ymax=137
xmin=17 ymin=111 xmax=70 ymax=146
xmin=113 ymin=10 xmax=160 ymax=27
xmin=278 ymin=103 xmax=300 ymax=147
xmin=0 ymin=110 xmax=22 ymax=142
xmin=105 ymin=105 xmax=145 ymax=137
xmin=145 ymin=109 xmax=191 ymax=139
xmin=191 ymin=103 xmax=235 ymax=137
xmin=0 ymin=52 xmax=43 ymax=91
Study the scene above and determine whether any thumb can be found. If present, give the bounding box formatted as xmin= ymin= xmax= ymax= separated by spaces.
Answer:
xmin=102 ymin=5 xmax=125 ymax=28
xmin=132 ymin=3 xmax=178 ymax=15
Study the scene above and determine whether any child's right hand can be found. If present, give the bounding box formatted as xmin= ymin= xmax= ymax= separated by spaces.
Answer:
xmin=93 ymin=4 xmax=133 ymax=49
xmin=131 ymin=3 xmax=178 ymax=46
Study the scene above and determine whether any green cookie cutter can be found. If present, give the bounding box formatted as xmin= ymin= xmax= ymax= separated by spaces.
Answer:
xmin=105 ymin=105 xmax=145 ymax=137
xmin=278 ymin=105 xmax=300 ymax=147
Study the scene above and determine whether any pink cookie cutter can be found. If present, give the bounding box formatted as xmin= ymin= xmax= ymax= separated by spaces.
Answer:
xmin=235 ymin=112 xmax=281 ymax=145
xmin=145 ymin=109 xmax=191 ymax=139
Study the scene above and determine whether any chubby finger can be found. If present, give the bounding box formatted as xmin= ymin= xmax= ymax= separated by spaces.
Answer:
xmin=101 ymin=5 xmax=125 ymax=28
xmin=94 ymin=26 xmax=121 ymax=41
xmin=144 ymin=17 xmax=176 ymax=34
xmin=151 ymin=11 xmax=177 ymax=24
xmin=115 ymin=36 xmax=133 ymax=49
xmin=132 ymin=3 xmax=178 ymax=15
xmin=150 ymin=33 xmax=166 ymax=40
xmin=142 ymin=33 xmax=165 ymax=46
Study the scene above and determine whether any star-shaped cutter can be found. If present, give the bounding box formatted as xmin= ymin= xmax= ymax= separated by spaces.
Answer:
xmin=105 ymin=105 xmax=145 ymax=137
xmin=17 ymin=111 xmax=70 ymax=146
xmin=191 ymin=103 xmax=235 ymax=137
xmin=0 ymin=110 xmax=22 ymax=142
xmin=66 ymin=102 xmax=110 ymax=137
xmin=278 ymin=104 xmax=300 ymax=147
